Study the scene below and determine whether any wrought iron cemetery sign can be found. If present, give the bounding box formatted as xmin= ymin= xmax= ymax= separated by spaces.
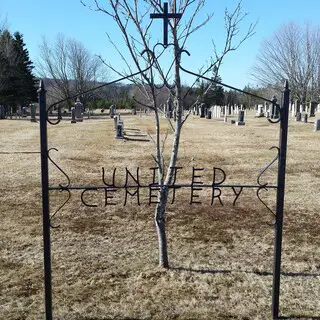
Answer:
xmin=38 ymin=3 xmax=289 ymax=320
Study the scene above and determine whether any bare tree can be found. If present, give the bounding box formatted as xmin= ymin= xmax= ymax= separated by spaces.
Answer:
xmin=37 ymin=33 xmax=107 ymax=108
xmin=82 ymin=0 xmax=255 ymax=268
xmin=251 ymin=22 xmax=320 ymax=106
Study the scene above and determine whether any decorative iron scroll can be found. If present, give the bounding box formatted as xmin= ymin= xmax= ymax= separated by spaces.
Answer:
xmin=47 ymin=148 xmax=71 ymax=227
xmin=256 ymin=146 xmax=280 ymax=226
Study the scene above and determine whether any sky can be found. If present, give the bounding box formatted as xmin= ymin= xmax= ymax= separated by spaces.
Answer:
xmin=1 ymin=0 xmax=320 ymax=89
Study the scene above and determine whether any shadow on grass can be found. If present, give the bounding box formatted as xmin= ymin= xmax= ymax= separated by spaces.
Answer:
xmin=171 ymin=267 xmax=320 ymax=278
xmin=123 ymin=136 xmax=150 ymax=142
xmin=171 ymin=268 xmax=320 ymax=319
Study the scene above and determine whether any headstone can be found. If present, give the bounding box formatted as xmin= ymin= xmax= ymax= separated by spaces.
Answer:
xmin=109 ymin=105 xmax=116 ymax=118
xmin=266 ymin=110 xmax=270 ymax=119
xmin=30 ymin=104 xmax=37 ymax=122
xmin=303 ymin=113 xmax=308 ymax=123
xmin=71 ymin=107 xmax=77 ymax=123
xmin=224 ymin=115 xmax=227 ymax=122
xmin=75 ymin=98 xmax=83 ymax=122
xmin=132 ymin=106 xmax=137 ymax=115
xmin=236 ymin=110 xmax=245 ymax=126
xmin=314 ymin=119 xmax=320 ymax=131
xmin=57 ymin=106 xmax=62 ymax=120
xmin=291 ymin=103 xmax=296 ymax=118
xmin=0 ymin=105 xmax=5 ymax=119
xmin=21 ymin=107 xmax=27 ymax=118
xmin=228 ymin=105 xmax=232 ymax=116
xmin=200 ymin=104 xmax=205 ymax=118
xmin=196 ymin=104 xmax=199 ymax=116
xmin=116 ymin=121 xmax=124 ymax=139
xmin=206 ymin=110 xmax=212 ymax=119
xmin=296 ymin=112 xmax=302 ymax=122
xmin=310 ymin=102 xmax=317 ymax=117
xmin=256 ymin=104 xmax=264 ymax=117
xmin=231 ymin=120 xmax=236 ymax=124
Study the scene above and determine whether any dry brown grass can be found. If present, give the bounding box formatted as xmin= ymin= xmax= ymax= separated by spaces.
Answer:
xmin=0 ymin=110 xmax=319 ymax=320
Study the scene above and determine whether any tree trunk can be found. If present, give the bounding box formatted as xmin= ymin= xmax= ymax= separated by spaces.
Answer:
xmin=155 ymin=192 xmax=169 ymax=268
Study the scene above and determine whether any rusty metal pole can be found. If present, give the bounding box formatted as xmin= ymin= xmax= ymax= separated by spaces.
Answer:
xmin=272 ymin=80 xmax=290 ymax=319
xmin=39 ymin=80 xmax=53 ymax=320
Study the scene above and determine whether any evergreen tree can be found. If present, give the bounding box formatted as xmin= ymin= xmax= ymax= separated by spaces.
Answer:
xmin=12 ymin=32 xmax=37 ymax=105
xmin=0 ymin=30 xmax=18 ymax=106
xmin=197 ymin=75 xmax=224 ymax=106
xmin=0 ymin=30 xmax=37 ymax=107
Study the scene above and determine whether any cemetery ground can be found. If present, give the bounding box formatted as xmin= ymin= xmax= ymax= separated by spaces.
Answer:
xmin=0 ymin=111 xmax=319 ymax=320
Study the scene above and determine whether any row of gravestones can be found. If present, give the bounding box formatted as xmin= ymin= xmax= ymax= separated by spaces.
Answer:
xmin=110 ymin=105 xmax=138 ymax=117
xmin=0 ymin=104 xmax=37 ymax=121
xmin=193 ymin=101 xmax=320 ymax=131
xmin=290 ymin=101 xmax=319 ymax=118
xmin=193 ymin=103 xmax=247 ymax=126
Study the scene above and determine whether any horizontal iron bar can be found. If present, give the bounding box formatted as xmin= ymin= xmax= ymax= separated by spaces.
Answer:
xmin=49 ymin=184 xmax=278 ymax=191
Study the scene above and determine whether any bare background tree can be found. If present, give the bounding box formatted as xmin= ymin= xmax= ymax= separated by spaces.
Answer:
xmin=37 ymin=33 xmax=107 ymax=108
xmin=82 ymin=0 xmax=255 ymax=268
xmin=251 ymin=22 xmax=320 ymax=107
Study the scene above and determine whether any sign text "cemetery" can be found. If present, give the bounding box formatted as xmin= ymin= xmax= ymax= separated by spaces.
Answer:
xmin=77 ymin=166 xmax=260 ymax=207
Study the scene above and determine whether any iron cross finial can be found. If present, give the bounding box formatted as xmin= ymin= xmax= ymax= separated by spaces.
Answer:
xmin=150 ymin=2 xmax=182 ymax=46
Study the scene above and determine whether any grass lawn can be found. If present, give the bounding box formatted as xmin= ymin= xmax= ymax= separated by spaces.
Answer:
xmin=0 ymin=110 xmax=319 ymax=319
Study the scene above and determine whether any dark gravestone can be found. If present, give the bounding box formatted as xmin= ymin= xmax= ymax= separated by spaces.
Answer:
xmin=22 ymin=107 xmax=27 ymax=118
xmin=228 ymin=105 xmax=232 ymax=115
xmin=236 ymin=110 xmax=245 ymax=126
xmin=303 ymin=113 xmax=308 ymax=123
xmin=57 ymin=106 xmax=62 ymax=120
xmin=296 ymin=112 xmax=302 ymax=122
xmin=30 ymin=104 xmax=37 ymax=122
xmin=314 ymin=119 xmax=320 ymax=131
xmin=310 ymin=102 xmax=317 ymax=117
xmin=110 ymin=105 xmax=116 ymax=118
xmin=200 ymin=104 xmax=205 ymax=118
xmin=0 ymin=105 xmax=5 ymax=119
xmin=270 ymin=96 xmax=278 ymax=119
xmin=75 ymin=99 xmax=83 ymax=122
xmin=116 ymin=121 xmax=124 ymax=139
xmin=206 ymin=110 xmax=212 ymax=119
xmin=71 ymin=108 xmax=77 ymax=123
xmin=231 ymin=120 xmax=236 ymax=124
